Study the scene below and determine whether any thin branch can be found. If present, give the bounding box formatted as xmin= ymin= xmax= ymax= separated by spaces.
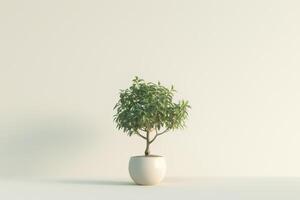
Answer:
xmin=136 ymin=132 xmax=147 ymax=140
xmin=157 ymin=128 xmax=169 ymax=136
xmin=149 ymin=128 xmax=169 ymax=144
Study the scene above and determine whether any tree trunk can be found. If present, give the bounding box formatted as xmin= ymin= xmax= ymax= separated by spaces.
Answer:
xmin=145 ymin=131 xmax=150 ymax=156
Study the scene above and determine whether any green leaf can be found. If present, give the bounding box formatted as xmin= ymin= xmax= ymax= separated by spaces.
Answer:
xmin=113 ymin=76 xmax=191 ymax=137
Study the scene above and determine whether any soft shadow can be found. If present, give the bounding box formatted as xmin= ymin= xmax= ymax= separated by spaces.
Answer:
xmin=0 ymin=114 xmax=100 ymax=178
xmin=55 ymin=179 xmax=134 ymax=186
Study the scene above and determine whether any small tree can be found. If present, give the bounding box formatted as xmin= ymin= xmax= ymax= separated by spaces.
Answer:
xmin=113 ymin=77 xmax=190 ymax=156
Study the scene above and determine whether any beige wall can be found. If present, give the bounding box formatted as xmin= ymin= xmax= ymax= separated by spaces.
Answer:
xmin=1 ymin=0 xmax=300 ymax=179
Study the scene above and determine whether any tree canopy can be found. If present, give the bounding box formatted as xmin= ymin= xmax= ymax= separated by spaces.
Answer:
xmin=113 ymin=76 xmax=190 ymax=137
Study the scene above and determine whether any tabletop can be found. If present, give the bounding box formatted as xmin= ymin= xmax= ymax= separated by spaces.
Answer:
xmin=1 ymin=177 xmax=300 ymax=200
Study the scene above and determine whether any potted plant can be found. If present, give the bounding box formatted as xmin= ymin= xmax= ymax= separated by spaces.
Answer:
xmin=113 ymin=77 xmax=190 ymax=185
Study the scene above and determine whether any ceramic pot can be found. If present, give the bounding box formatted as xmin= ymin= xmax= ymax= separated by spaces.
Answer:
xmin=128 ymin=155 xmax=166 ymax=185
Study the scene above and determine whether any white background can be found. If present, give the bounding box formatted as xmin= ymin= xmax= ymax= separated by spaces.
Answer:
xmin=0 ymin=0 xmax=300 ymax=179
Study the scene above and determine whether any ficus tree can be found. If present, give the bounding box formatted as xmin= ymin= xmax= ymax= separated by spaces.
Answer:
xmin=113 ymin=76 xmax=190 ymax=156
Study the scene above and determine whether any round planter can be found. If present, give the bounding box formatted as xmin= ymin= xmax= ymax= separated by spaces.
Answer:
xmin=128 ymin=155 xmax=166 ymax=185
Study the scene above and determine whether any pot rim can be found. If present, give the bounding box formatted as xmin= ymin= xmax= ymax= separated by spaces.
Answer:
xmin=130 ymin=155 xmax=164 ymax=158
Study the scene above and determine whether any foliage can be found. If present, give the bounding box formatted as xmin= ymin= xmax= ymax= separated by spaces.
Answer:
xmin=113 ymin=76 xmax=190 ymax=137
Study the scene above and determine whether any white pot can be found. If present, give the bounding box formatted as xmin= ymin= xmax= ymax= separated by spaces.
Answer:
xmin=128 ymin=155 xmax=166 ymax=185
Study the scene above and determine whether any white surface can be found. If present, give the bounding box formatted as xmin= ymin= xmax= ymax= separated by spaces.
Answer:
xmin=1 ymin=178 xmax=300 ymax=200
xmin=1 ymin=0 xmax=300 ymax=178
xmin=129 ymin=156 xmax=166 ymax=185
